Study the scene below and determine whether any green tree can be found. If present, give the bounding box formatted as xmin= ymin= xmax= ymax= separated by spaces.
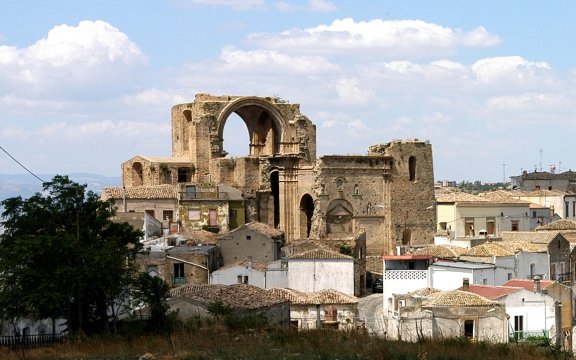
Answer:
xmin=131 ymin=272 xmax=174 ymax=334
xmin=0 ymin=175 xmax=142 ymax=335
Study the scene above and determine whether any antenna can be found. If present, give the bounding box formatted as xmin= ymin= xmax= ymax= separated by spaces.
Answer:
xmin=539 ymin=148 xmax=543 ymax=172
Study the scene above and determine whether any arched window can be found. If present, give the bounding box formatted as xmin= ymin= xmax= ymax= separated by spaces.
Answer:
xmin=132 ymin=162 xmax=143 ymax=186
xmin=408 ymin=156 xmax=416 ymax=182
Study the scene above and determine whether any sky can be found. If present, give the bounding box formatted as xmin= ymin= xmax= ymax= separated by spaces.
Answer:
xmin=1 ymin=0 xmax=575 ymax=183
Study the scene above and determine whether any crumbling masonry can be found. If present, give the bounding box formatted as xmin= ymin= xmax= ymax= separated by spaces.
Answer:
xmin=121 ymin=94 xmax=436 ymax=255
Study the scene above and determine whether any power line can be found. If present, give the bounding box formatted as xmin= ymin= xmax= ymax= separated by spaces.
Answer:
xmin=0 ymin=145 xmax=45 ymax=184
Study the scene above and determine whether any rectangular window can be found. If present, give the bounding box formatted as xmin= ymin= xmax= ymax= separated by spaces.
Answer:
xmin=482 ymin=278 xmax=488 ymax=285
xmin=508 ymin=273 xmax=512 ymax=280
xmin=243 ymin=276 xmax=249 ymax=284
xmin=237 ymin=275 xmax=243 ymax=284
xmin=185 ymin=185 xmax=196 ymax=199
xmin=464 ymin=320 xmax=474 ymax=338
xmin=173 ymin=263 xmax=185 ymax=285
xmin=188 ymin=208 xmax=200 ymax=221
xmin=209 ymin=209 xmax=217 ymax=226
xmin=514 ymin=315 xmax=524 ymax=339
xmin=511 ymin=220 xmax=519 ymax=232
xmin=565 ymin=202 xmax=569 ymax=218
xmin=530 ymin=263 xmax=535 ymax=278
xmin=465 ymin=218 xmax=474 ymax=236
xmin=573 ymin=202 xmax=576 ymax=217
xmin=246 ymin=235 xmax=252 ymax=240
xmin=163 ymin=210 xmax=174 ymax=221
xmin=486 ymin=218 xmax=495 ymax=235
xmin=229 ymin=209 xmax=237 ymax=219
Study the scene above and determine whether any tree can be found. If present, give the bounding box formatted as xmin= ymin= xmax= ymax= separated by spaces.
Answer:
xmin=131 ymin=272 xmax=174 ymax=334
xmin=0 ymin=175 xmax=142 ymax=335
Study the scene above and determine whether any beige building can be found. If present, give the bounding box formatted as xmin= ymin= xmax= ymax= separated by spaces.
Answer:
xmin=120 ymin=94 xmax=436 ymax=255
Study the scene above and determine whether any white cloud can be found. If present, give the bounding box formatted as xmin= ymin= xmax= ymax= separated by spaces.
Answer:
xmin=472 ymin=56 xmax=554 ymax=86
xmin=274 ymin=0 xmax=336 ymax=12
xmin=334 ymin=77 xmax=374 ymax=106
xmin=172 ymin=0 xmax=265 ymax=10
xmin=247 ymin=18 xmax=501 ymax=58
xmin=218 ymin=46 xmax=339 ymax=73
xmin=0 ymin=20 xmax=146 ymax=100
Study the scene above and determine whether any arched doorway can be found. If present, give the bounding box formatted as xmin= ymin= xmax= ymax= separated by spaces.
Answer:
xmin=132 ymin=162 xmax=143 ymax=186
xmin=300 ymin=194 xmax=314 ymax=238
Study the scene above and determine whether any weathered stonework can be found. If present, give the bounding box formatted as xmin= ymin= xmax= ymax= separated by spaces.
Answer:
xmin=121 ymin=94 xmax=436 ymax=255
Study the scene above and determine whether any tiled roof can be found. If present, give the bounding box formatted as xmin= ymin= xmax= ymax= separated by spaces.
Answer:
xmin=173 ymin=284 xmax=288 ymax=310
xmin=436 ymin=192 xmax=488 ymax=203
xmin=425 ymin=290 xmax=498 ymax=307
xmin=478 ymin=191 xmax=530 ymax=204
xmin=268 ymin=288 xmax=358 ymax=305
xmin=180 ymin=229 xmax=219 ymax=244
xmin=366 ymin=256 xmax=383 ymax=275
xmin=536 ymin=219 xmax=576 ymax=231
xmin=460 ymin=242 xmax=515 ymax=257
xmin=414 ymin=245 xmax=466 ymax=258
xmin=458 ymin=284 xmax=522 ymax=300
xmin=501 ymin=231 xmax=561 ymax=244
xmin=169 ymin=284 xmax=225 ymax=297
xmin=243 ymin=221 xmax=284 ymax=237
xmin=216 ymin=258 xmax=270 ymax=272
xmin=103 ymin=185 xmax=179 ymax=199
xmin=502 ymin=279 xmax=554 ymax=291
xmin=407 ymin=288 xmax=441 ymax=297
xmin=288 ymin=248 xmax=353 ymax=260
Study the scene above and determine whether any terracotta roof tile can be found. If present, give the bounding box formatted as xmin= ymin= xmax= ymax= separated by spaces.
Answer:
xmin=288 ymin=248 xmax=353 ymax=260
xmin=502 ymin=279 xmax=554 ymax=290
xmin=536 ymin=219 xmax=576 ymax=231
xmin=268 ymin=288 xmax=358 ymax=305
xmin=436 ymin=192 xmax=488 ymax=203
xmin=458 ymin=284 xmax=522 ymax=300
xmin=501 ymin=231 xmax=561 ymax=244
xmin=461 ymin=242 xmax=515 ymax=257
xmin=407 ymin=288 xmax=441 ymax=297
xmin=172 ymin=284 xmax=288 ymax=310
xmin=414 ymin=245 xmax=466 ymax=258
xmin=425 ymin=290 xmax=498 ymax=307
xmin=216 ymin=258 xmax=270 ymax=272
xmin=103 ymin=185 xmax=179 ymax=199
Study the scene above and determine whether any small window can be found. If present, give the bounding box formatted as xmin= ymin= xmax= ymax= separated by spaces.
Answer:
xmin=507 ymin=273 xmax=512 ymax=280
xmin=482 ymin=278 xmax=488 ymax=285
xmin=511 ymin=220 xmax=519 ymax=232
xmin=163 ymin=210 xmax=174 ymax=221
xmin=464 ymin=320 xmax=474 ymax=338
xmin=408 ymin=156 xmax=416 ymax=182
xmin=188 ymin=208 xmax=200 ymax=221
xmin=237 ymin=275 xmax=243 ymax=284
xmin=243 ymin=276 xmax=249 ymax=284
xmin=246 ymin=235 xmax=252 ymax=240
xmin=209 ymin=209 xmax=217 ymax=226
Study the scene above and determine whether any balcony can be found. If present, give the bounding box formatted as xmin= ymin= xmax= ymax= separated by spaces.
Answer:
xmin=180 ymin=190 xmax=229 ymax=201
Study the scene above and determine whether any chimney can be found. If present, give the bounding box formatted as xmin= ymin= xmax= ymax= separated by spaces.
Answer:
xmin=463 ymin=277 xmax=469 ymax=291
xmin=247 ymin=256 xmax=253 ymax=270
xmin=533 ymin=275 xmax=541 ymax=293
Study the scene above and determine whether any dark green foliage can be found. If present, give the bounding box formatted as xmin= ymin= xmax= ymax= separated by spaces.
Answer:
xmin=131 ymin=272 xmax=176 ymax=334
xmin=458 ymin=181 xmax=508 ymax=193
xmin=0 ymin=175 xmax=143 ymax=335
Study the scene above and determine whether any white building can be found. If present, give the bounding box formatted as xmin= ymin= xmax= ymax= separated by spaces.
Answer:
xmin=382 ymin=255 xmax=433 ymax=312
xmin=210 ymin=258 xmax=287 ymax=289
xmin=429 ymin=260 xmax=496 ymax=290
xmin=287 ymin=248 xmax=355 ymax=295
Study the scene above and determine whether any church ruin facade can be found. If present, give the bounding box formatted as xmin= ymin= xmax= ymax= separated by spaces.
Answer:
xmin=120 ymin=93 xmax=436 ymax=255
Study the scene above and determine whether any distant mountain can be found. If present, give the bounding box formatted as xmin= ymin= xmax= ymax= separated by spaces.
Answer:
xmin=0 ymin=173 xmax=122 ymax=201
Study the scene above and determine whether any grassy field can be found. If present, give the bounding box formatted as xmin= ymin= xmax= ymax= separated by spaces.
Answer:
xmin=0 ymin=327 xmax=572 ymax=360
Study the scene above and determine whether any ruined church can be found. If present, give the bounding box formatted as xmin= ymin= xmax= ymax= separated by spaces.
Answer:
xmin=119 ymin=93 xmax=436 ymax=255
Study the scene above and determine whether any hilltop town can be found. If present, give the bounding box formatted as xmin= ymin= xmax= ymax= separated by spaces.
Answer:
xmin=4 ymin=94 xmax=576 ymax=353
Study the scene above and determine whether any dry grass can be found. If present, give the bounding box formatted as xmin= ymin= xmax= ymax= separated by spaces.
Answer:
xmin=0 ymin=327 xmax=571 ymax=360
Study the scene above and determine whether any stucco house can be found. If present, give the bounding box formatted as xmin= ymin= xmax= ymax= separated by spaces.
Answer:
xmin=218 ymin=221 xmax=284 ymax=264
xmin=382 ymin=255 xmax=434 ymax=312
xmin=269 ymin=288 xmax=359 ymax=331
xmin=287 ymin=248 xmax=355 ymax=296
xmin=457 ymin=280 xmax=556 ymax=340
xmin=435 ymin=191 xmax=530 ymax=242
xmin=386 ymin=287 xmax=508 ymax=343
xmin=168 ymin=284 xmax=290 ymax=328
xmin=210 ymin=258 xmax=287 ymax=289
xmin=428 ymin=260 xmax=496 ymax=290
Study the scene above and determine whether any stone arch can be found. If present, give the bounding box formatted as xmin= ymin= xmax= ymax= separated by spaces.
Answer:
xmin=132 ymin=162 xmax=143 ymax=186
xmin=299 ymin=194 xmax=314 ymax=238
xmin=326 ymin=199 xmax=354 ymax=238
xmin=216 ymin=97 xmax=293 ymax=158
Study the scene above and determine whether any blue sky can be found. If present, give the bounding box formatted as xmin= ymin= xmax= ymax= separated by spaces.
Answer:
xmin=1 ymin=0 xmax=575 ymax=183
